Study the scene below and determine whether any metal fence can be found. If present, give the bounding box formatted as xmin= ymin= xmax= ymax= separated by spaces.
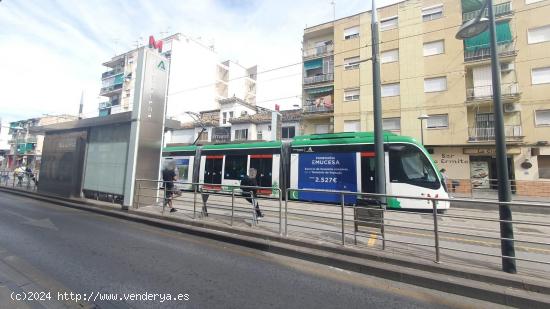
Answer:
xmin=0 ymin=170 xmax=38 ymax=191
xmin=133 ymin=179 xmax=550 ymax=276
xmin=134 ymin=180 xmax=283 ymax=232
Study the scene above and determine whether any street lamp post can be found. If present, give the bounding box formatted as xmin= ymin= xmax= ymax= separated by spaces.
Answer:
xmin=418 ymin=114 xmax=429 ymax=145
xmin=371 ymin=0 xmax=386 ymax=202
xmin=456 ymin=0 xmax=516 ymax=273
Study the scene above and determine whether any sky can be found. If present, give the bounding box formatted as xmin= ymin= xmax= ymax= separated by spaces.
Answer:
xmin=0 ymin=0 xmax=400 ymax=124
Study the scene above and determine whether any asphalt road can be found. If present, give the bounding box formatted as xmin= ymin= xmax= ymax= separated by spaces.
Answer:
xmin=0 ymin=192 xmax=503 ymax=309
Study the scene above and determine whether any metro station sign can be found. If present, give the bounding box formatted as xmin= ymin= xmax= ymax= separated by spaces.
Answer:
xmin=148 ymin=35 xmax=163 ymax=53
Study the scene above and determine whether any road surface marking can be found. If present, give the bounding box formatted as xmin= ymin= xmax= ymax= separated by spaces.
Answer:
xmin=367 ymin=233 xmax=377 ymax=247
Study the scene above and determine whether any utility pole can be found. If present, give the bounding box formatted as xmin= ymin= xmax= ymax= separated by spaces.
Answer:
xmin=487 ymin=0 xmax=516 ymax=273
xmin=371 ymin=0 xmax=386 ymax=199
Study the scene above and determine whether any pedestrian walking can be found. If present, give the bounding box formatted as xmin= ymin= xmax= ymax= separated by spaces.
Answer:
xmin=241 ymin=168 xmax=263 ymax=219
xmin=162 ymin=161 xmax=178 ymax=213
xmin=25 ymin=166 xmax=38 ymax=186
xmin=14 ymin=166 xmax=25 ymax=187
xmin=440 ymin=168 xmax=449 ymax=193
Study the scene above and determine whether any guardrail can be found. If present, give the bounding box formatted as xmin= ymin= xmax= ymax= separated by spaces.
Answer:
xmin=132 ymin=179 xmax=550 ymax=275
xmin=134 ymin=180 xmax=283 ymax=233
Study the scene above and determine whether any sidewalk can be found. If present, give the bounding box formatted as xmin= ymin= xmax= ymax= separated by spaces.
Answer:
xmin=453 ymin=190 xmax=550 ymax=203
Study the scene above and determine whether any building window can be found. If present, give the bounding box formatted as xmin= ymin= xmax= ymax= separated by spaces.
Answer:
xmin=222 ymin=112 xmax=227 ymax=124
xmin=528 ymin=25 xmax=550 ymax=44
xmin=257 ymin=130 xmax=263 ymax=140
xmin=282 ymin=126 xmax=296 ymax=139
xmin=380 ymin=16 xmax=398 ymax=31
xmin=380 ymin=49 xmax=399 ymax=64
xmin=224 ymin=155 xmax=247 ymax=180
xmin=344 ymin=56 xmax=360 ymax=70
xmin=539 ymin=156 xmax=550 ymax=179
xmin=344 ymin=120 xmax=360 ymax=132
xmin=422 ymin=5 xmax=443 ymax=22
xmin=535 ymin=109 xmax=550 ymax=126
xmin=423 ymin=40 xmax=445 ymax=56
xmin=381 ymin=83 xmax=400 ymax=97
xmin=424 ymin=77 xmax=447 ymax=92
xmin=426 ymin=114 xmax=449 ymax=128
xmin=229 ymin=111 xmax=234 ymax=119
xmin=315 ymin=124 xmax=329 ymax=134
xmin=383 ymin=117 xmax=401 ymax=131
xmin=234 ymin=129 xmax=248 ymax=141
xmin=198 ymin=131 xmax=209 ymax=142
xmin=532 ymin=67 xmax=550 ymax=84
xmin=344 ymin=26 xmax=360 ymax=40
xmin=344 ymin=89 xmax=360 ymax=101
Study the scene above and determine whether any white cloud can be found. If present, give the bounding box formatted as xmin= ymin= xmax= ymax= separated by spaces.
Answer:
xmin=0 ymin=0 xmax=400 ymax=122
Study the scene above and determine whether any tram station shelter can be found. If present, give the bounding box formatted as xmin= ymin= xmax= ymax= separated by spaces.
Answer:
xmin=32 ymin=48 xmax=169 ymax=208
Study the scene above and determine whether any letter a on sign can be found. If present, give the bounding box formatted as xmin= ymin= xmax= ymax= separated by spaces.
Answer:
xmin=148 ymin=35 xmax=163 ymax=52
xmin=157 ymin=61 xmax=166 ymax=71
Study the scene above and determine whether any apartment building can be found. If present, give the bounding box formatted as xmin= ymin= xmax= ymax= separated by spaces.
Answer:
xmin=166 ymin=97 xmax=301 ymax=145
xmin=302 ymin=0 xmax=550 ymax=195
xmin=4 ymin=115 xmax=78 ymax=170
xmin=98 ymin=33 xmax=257 ymax=122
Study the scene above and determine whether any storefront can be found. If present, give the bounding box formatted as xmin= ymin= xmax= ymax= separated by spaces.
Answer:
xmin=429 ymin=145 xmax=550 ymax=197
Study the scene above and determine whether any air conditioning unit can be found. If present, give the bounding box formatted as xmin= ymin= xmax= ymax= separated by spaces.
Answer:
xmin=504 ymin=103 xmax=521 ymax=113
xmin=501 ymin=62 xmax=514 ymax=73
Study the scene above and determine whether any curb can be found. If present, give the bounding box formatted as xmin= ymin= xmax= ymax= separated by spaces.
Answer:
xmin=2 ymin=187 xmax=550 ymax=307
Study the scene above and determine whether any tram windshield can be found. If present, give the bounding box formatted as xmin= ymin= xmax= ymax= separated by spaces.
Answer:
xmin=389 ymin=144 xmax=440 ymax=190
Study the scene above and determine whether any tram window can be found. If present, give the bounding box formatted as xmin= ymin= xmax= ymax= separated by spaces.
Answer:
xmin=250 ymin=157 xmax=273 ymax=187
xmin=389 ymin=145 xmax=440 ymax=189
xmin=224 ymin=155 xmax=247 ymax=180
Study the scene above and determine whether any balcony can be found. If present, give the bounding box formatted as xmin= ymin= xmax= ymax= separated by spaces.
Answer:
xmin=303 ymin=103 xmax=333 ymax=114
xmin=462 ymin=1 xmax=512 ymax=22
xmin=468 ymin=125 xmax=523 ymax=142
xmin=101 ymin=67 xmax=124 ymax=79
xmin=464 ymin=42 xmax=516 ymax=62
xmin=99 ymin=83 xmax=123 ymax=96
xmin=304 ymin=73 xmax=334 ymax=85
xmin=303 ymin=43 xmax=334 ymax=59
xmin=466 ymin=82 xmax=520 ymax=102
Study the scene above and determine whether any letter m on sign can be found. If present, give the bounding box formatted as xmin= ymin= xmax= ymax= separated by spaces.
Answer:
xmin=148 ymin=35 xmax=163 ymax=52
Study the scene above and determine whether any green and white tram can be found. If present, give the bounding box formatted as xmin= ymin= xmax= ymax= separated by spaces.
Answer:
xmin=161 ymin=132 xmax=449 ymax=210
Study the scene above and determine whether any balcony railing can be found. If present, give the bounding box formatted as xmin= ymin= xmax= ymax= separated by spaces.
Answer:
xmin=303 ymin=102 xmax=334 ymax=113
xmin=464 ymin=42 xmax=516 ymax=62
xmin=304 ymin=73 xmax=334 ymax=85
xmin=101 ymin=67 xmax=124 ymax=79
xmin=462 ymin=1 xmax=512 ymax=22
xmin=468 ymin=125 xmax=523 ymax=142
xmin=99 ymin=83 xmax=123 ymax=95
xmin=466 ymin=82 xmax=519 ymax=101
xmin=303 ymin=43 xmax=334 ymax=58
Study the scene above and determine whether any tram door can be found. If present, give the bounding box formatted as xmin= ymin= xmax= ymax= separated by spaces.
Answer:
xmin=204 ymin=156 xmax=223 ymax=184
xmin=361 ymin=152 xmax=376 ymax=193
xmin=250 ymin=155 xmax=273 ymax=188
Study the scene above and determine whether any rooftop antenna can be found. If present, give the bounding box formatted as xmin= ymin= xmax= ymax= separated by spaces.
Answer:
xmin=331 ymin=0 xmax=336 ymax=25
xmin=78 ymin=90 xmax=84 ymax=119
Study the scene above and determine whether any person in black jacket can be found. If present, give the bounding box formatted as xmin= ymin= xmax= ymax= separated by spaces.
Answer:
xmin=241 ymin=168 xmax=263 ymax=218
xmin=162 ymin=161 xmax=178 ymax=213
